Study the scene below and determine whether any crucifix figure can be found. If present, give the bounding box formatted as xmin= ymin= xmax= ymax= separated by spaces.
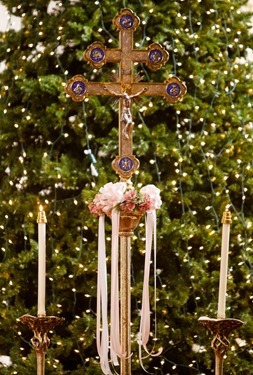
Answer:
xmin=104 ymin=86 xmax=147 ymax=139
xmin=66 ymin=8 xmax=186 ymax=375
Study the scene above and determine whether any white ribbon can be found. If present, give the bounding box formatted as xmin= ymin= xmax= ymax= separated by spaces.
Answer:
xmin=96 ymin=208 xmax=161 ymax=374
xmin=110 ymin=209 xmax=125 ymax=365
xmin=138 ymin=210 xmax=162 ymax=372
xmin=96 ymin=215 xmax=113 ymax=374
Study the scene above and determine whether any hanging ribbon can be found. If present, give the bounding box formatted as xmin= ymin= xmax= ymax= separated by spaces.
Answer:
xmin=110 ymin=209 xmax=126 ymax=365
xmin=96 ymin=215 xmax=112 ymax=375
xmin=96 ymin=210 xmax=127 ymax=374
xmin=92 ymin=182 xmax=162 ymax=374
xmin=138 ymin=210 xmax=162 ymax=372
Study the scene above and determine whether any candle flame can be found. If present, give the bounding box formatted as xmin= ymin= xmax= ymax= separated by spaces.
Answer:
xmin=39 ymin=205 xmax=43 ymax=212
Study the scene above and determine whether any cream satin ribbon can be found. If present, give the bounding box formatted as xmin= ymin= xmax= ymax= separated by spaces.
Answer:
xmin=97 ymin=209 xmax=160 ymax=374
xmin=110 ymin=209 xmax=127 ymax=365
xmin=138 ymin=210 xmax=162 ymax=372
xmin=97 ymin=215 xmax=112 ymax=374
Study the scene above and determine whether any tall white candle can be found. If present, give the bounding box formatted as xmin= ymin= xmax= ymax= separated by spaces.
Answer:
xmin=217 ymin=210 xmax=232 ymax=319
xmin=37 ymin=205 xmax=47 ymax=317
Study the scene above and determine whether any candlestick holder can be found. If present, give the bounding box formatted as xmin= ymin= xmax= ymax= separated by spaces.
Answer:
xmin=198 ymin=316 xmax=244 ymax=375
xmin=19 ymin=314 xmax=64 ymax=375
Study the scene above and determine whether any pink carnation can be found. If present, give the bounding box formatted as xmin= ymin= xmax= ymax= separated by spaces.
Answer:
xmin=138 ymin=196 xmax=154 ymax=212
xmin=123 ymin=189 xmax=137 ymax=201
xmin=120 ymin=201 xmax=136 ymax=213
xmin=88 ymin=201 xmax=103 ymax=217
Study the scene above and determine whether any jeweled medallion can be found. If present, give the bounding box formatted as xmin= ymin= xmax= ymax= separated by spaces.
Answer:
xmin=148 ymin=49 xmax=163 ymax=64
xmin=120 ymin=14 xmax=134 ymax=29
xmin=119 ymin=157 xmax=134 ymax=172
xmin=90 ymin=47 xmax=105 ymax=63
xmin=72 ymin=81 xmax=86 ymax=96
xmin=166 ymin=83 xmax=181 ymax=97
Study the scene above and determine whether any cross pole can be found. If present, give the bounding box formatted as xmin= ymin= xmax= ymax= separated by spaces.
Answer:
xmin=66 ymin=8 xmax=186 ymax=375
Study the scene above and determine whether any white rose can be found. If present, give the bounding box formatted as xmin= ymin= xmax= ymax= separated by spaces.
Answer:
xmin=140 ymin=184 xmax=162 ymax=209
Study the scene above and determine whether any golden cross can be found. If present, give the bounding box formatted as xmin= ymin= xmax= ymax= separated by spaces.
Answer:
xmin=66 ymin=8 xmax=186 ymax=180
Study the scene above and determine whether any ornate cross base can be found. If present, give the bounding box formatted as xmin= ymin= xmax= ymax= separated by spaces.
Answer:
xmin=19 ymin=314 xmax=65 ymax=375
xmin=198 ymin=317 xmax=244 ymax=375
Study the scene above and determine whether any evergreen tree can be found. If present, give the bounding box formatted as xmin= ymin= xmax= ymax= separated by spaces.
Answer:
xmin=0 ymin=0 xmax=253 ymax=374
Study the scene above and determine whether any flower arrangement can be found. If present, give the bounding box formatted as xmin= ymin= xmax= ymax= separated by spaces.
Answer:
xmin=88 ymin=182 xmax=162 ymax=217
xmin=88 ymin=181 xmax=162 ymax=371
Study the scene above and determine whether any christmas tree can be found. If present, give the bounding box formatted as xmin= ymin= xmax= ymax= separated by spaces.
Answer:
xmin=0 ymin=0 xmax=253 ymax=374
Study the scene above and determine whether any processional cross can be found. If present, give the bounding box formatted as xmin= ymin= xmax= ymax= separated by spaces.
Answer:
xmin=66 ymin=8 xmax=186 ymax=375
xmin=66 ymin=8 xmax=186 ymax=181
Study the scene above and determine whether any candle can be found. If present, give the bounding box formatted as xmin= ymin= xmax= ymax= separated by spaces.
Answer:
xmin=37 ymin=205 xmax=47 ymax=317
xmin=217 ymin=210 xmax=232 ymax=319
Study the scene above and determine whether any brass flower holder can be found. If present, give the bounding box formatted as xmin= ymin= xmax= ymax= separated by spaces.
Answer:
xmin=198 ymin=317 xmax=244 ymax=375
xmin=119 ymin=212 xmax=143 ymax=237
xmin=19 ymin=314 xmax=65 ymax=375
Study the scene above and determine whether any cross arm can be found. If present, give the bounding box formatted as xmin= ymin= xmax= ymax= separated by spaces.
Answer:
xmin=128 ymin=77 xmax=187 ymax=103
xmin=83 ymin=41 xmax=169 ymax=71
xmin=65 ymin=75 xmax=186 ymax=104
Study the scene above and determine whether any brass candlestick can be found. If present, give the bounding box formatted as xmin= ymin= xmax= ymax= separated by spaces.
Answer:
xmin=198 ymin=317 xmax=244 ymax=375
xmin=19 ymin=314 xmax=64 ymax=375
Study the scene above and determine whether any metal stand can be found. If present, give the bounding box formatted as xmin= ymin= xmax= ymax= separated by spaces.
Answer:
xmin=120 ymin=236 xmax=131 ymax=375
xmin=19 ymin=314 xmax=64 ymax=375
xmin=198 ymin=317 xmax=244 ymax=375
xmin=118 ymin=213 xmax=142 ymax=375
